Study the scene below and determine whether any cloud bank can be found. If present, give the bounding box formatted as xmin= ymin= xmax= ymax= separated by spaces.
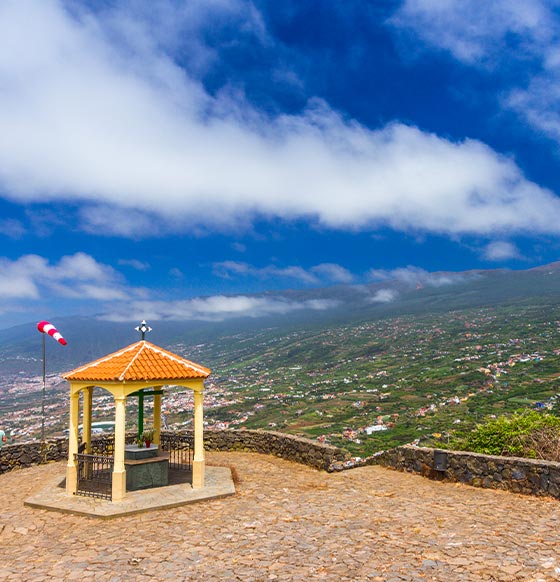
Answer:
xmin=101 ymin=295 xmax=339 ymax=322
xmin=368 ymin=289 xmax=398 ymax=304
xmin=368 ymin=266 xmax=474 ymax=288
xmin=0 ymin=252 xmax=143 ymax=301
xmin=0 ymin=251 xmax=341 ymax=324
xmin=482 ymin=241 xmax=521 ymax=262
xmin=213 ymin=261 xmax=353 ymax=284
xmin=0 ymin=1 xmax=559 ymax=238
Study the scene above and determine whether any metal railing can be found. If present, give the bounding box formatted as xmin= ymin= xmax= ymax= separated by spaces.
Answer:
xmin=73 ymin=433 xmax=191 ymax=499
xmin=89 ymin=435 xmax=115 ymax=456
xmin=75 ymin=453 xmax=114 ymax=500
xmin=160 ymin=432 xmax=193 ymax=471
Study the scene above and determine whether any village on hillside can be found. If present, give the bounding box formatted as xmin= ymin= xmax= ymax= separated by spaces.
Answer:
xmin=2 ymin=303 xmax=560 ymax=459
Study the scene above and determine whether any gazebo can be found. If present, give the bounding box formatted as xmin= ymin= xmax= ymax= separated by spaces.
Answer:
xmin=62 ymin=339 xmax=211 ymax=501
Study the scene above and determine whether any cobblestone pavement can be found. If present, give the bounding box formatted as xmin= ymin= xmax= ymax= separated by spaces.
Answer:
xmin=1 ymin=452 xmax=559 ymax=582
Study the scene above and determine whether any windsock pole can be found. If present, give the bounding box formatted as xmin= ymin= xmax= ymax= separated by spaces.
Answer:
xmin=41 ymin=332 xmax=46 ymax=441
xmin=37 ymin=321 xmax=67 ymax=441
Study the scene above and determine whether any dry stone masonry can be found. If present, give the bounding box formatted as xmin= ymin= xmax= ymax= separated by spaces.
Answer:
xmin=200 ymin=429 xmax=349 ymax=470
xmin=3 ymin=432 xmax=560 ymax=501
xmin=0 ymin=429 xmax=348 ymax=475
xmin=0 ymin=437 xmax=68 ymax=474
xmin=373 ymin=445 xmax=560 ymax=500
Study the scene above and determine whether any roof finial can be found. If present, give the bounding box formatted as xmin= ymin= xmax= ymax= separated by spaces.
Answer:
xmin=135 ymin=320 xmax=152 ymax=340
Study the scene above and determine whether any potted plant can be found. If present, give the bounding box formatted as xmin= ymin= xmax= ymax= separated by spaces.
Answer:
xmin=136 ymin=436 xmax=144 ymax=448
xmin=142 ymin=429 xmax=155 ymax=448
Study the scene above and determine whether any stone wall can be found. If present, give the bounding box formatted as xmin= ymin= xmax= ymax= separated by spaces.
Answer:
xmin=3 ymin=434 xmax=560 ymax=499
xmin=0 ymin=429 xmax=349 ymax=475
xmin=194 ymin=429 xmax=349 ymax=471
xmin=0 ymin=437 xmax=68 ymax=475
xmin=373 ymin=445 xmax=560 ymax=499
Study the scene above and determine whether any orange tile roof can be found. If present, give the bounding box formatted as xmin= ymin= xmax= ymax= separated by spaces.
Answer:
xmin=63 ymin=341 xmax=211 ymax=383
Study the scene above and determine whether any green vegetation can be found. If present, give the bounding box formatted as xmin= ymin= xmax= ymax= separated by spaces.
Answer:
xmin=448 ymin=410 xmax=560 ymax=461
xmin=0 ymin=291 xmax=560 ymax=457
xmin=180 ymin=302 xmax=560 ymax=458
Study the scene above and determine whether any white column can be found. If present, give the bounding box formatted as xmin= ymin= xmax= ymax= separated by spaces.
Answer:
xmin=153 ymin=389 xmax=162 ymax=445
xmin=192 ymin=388 xmax=205 ymax=488
xmin=82 ymin=386 xmax=93 ymax=453
xmin=66 ymin=390 xmax=80 ymax=496
xmin=112 ymin=394 xmax=127 ymax=501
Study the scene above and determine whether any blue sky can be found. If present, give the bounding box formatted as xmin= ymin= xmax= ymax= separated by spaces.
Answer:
xmin=2 ymin=0 xmax=560 ymax=329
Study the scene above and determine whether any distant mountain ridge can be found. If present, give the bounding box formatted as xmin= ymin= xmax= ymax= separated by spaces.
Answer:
xmin=2 ymin=261 xmax=560 ymax=375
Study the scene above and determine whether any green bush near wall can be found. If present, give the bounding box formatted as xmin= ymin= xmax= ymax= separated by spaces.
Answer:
xmin=449 ymin=410 xmax=560 ymax=459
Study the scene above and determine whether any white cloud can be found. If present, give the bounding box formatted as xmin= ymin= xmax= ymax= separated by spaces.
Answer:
xmin=0 ymin=218 xmax=25 ymax=239
xmin=0 ymin=1 xmax=558 ymax=238
xmin=0 ymin=273 xmax=38 ymax=299
xmin=310 ymin=263 xmax=353 ymax=283
xmin=506 ymin=75 xmax=560 ymax=144
xmin=368 ymin=289 xmax=398 ymax=303
xmin=79 ymin=207 xmax=165 ymax=238
xmin=0 ymin=252 xmax=140 ymax=301
xmin=368 ymin=265 xmax=472 ymax=288
xmin=231 ymin=242 xmax=246 ymax=253
xmin=76 ymin=284 xmax=130 ymax=301
xmin=100 ymin=0 xmax=270 ymax=80
xmin=213 ymin=260 xmax=352 ymax=285
xmin=169 ymin=267 xmax=185 ymax=279
xmin=25 ymin=207 xmax=68 ymax=238
xmin=118 ymin=258 xmax=150 ymax=271
xmin=55 ymin=253 xmax=117 ymax=282
xmin=392 ymin=1 xmax=560 ymax=145
xmin=213 ymin=261 xmax=318 ymax=284
xmin=101 ymin=295 xmax=338 ymax=322
xmin=482 ymin=241 xmax=521 ymax=261
xmin=391 ymin=0 xmax=553 ymax=65
xmin=212 ymin=261 xmax=252 ymax=278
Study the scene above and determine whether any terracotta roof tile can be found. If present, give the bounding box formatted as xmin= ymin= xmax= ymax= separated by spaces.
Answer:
xmin=63 ymin=341 xmax=211 ymax=382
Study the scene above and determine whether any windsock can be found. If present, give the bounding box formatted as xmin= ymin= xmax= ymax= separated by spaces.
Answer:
xmin=37 ymin=321 xmax=67 ymax=346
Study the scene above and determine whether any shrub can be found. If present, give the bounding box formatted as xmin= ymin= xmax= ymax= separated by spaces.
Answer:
xmin=449 ymin=410 xmax=560 ymax=460
xmin=519 ymin=425 xmax=560 ymax=462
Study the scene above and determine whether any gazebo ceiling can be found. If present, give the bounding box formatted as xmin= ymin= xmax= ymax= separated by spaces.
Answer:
xmin=63 ymin=340 xmax=211 ymax=383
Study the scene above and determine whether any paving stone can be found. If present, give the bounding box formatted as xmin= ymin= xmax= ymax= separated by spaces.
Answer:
xmin=1 ymin=452 xmax=560 ymax=581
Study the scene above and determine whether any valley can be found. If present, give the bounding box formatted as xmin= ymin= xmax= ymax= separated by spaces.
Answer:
xmin=2 ymin=300 xmax=560 ymax=459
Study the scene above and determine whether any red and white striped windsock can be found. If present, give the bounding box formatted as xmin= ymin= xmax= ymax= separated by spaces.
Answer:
xmin=37 ymin=321 xmax=67 ymax=346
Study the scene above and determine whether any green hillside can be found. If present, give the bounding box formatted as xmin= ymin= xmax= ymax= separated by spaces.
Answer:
xmin=2 ymin=263 xmax=560 ymax=454
xmin=188 ymin=302 xmax=560 ymax=456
